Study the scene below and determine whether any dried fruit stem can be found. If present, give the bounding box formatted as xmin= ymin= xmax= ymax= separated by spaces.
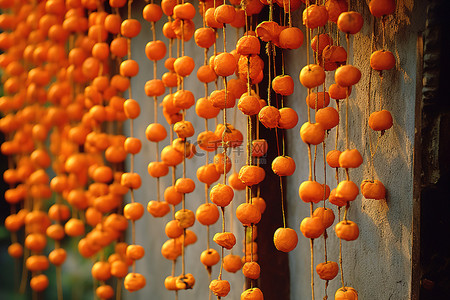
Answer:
xmin=207 ymin=223 xmax=211 ymax=250
xmin=305 ymin=0 xmax=311 ymax=65
xmin=218 ymin=207 xmax=225 ymax=280
xmin=181 ymin=20 xmax=185 ymax=56
xmin=345 ymin=92 xmax=349 ymax=150
xmin=251 ymin=225 xmax=254 ymax=262
xmin=56 ymin=266 xmax=63 ymax=300
xmin=280 ymin=176 xmax=286 ymax=228
xmin=182 ymin=229 xmax=186 ymax=276
xmin=345 ymin=34 xmax=349 ymax=65
xmin=172 ymin=259 xmax=176 ymax=276
xmin=132 ymin=220 xmax=136 ymax=272
xmin=343 ymin=202 xmax=349 ymax=221
xmin=308 ymin=144 xmax=313 ymax=181
xmin=267 ymin=42 xmax=273 ymax=106
xmin=307 ymin=88 xmax=312 ymax=122
xmin=288 ymin=0 xmax=292 ymax=27
xmin=338 ymin=207 xmax=345 ymax=288
xmin=313 ymin=145 xmax=317 ymax=181
xmin=208 ymin=267 xmax=212 ymax=300
xmin=116 ymin=278 xmax=122 ymax=300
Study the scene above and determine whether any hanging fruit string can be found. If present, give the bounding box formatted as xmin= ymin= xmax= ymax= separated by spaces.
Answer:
xmin=312 ymin=30 xmax=322 ymax=183
xmin=165 ymin=17 xmax=177 ymax=280
xmin=288 ymin=0 xmax=292 ymax=28
xmin=200 ymin=3 xmax=214 ymax=298
xmin=247 ymin=31 xmax=255 ymax=271
xmin=169 ymin=122 xmax=179 ymax=300
xmin=305 ymin=2 xmax=315 ymax=300
xmin=243 ymin=6 xmax=252 ymax=285
xmin=218 ymin=18 xmax=229 ymax=284
xmin=125 ymin=0 xmax=138 ymax=277
xmin=318 ymin=28 xmax=331 ymax=297
xmin=273 ymin=45 xmax=287 ymax=229
xmin=213 ymin=0 xmax=219 ymax=93
xmin=342 ymin=4 xmax=351 ymax=226
xmin=168 ymin=12 xmax=177 ymax=231
xmin=151 ymin=12 xmax=162 ymax=204
xmin=180 ymin=10 xmax=187 ymax=280
xmin=338 ymin=205 xmax=345 ymax=289
xmin=230 ymin=99 xmax=238 ymax=257
xmin=334 ymin=98 xmax=340 ymax=183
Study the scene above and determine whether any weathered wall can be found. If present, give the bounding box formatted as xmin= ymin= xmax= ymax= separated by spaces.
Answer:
xmin=285 ymin=1 xmax=426 ymax=299
xmin=126 ymin=0 xmax=426 ymax=299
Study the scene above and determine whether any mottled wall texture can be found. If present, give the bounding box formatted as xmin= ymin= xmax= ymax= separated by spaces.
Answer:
xmin=126 ymin=1 xmax=426 ymax=300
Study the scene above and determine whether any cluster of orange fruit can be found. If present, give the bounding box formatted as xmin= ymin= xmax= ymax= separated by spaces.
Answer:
xmin=0 ymin=0 xmax=151 ymax=297
xmin=149 ymin=0 xmax=271 ymax=298
xmin=294 ymin=0 xmax=396 ymax=299
xmin=0 ymin=0 xmax=397 ymax=299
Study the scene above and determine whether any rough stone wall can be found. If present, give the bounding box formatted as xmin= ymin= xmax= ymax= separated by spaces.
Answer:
xmin=285 ymin=1 xmax=426 ymax=299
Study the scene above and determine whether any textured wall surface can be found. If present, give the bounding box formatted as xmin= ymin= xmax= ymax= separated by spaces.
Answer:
xmin=126 ymin=1 xmax=426 ymax=300
xmin=285 ymin=1 xmax=426 ymax=299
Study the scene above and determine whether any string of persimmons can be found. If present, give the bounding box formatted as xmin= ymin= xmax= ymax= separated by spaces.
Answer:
xmin=0 ymin=0 xmax=395 ymax=299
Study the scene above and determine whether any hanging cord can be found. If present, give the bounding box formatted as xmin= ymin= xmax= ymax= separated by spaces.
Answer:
xmin=274 ymin=46 xmax=287 ymax=228
xmin=126 ymin=0 xmax=138 ymax=276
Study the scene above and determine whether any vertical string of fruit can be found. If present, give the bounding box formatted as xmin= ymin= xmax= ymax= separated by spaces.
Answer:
xmin=120 ymin=0 xmax=147 ymax=293
xmin=361 ymin=0 xmax=395 ymax=202
xmin=9 ymin=0 xmax=27 ymax=293
xmin=226 ymin=5 xmax=248 ymax=276
xmin=87 ymin=4 xmax=117 ymax=298
xmin=234 ymin=2 xmax=262 ymax=295
xmin=48 ymin=172 xmax=69 ymax=300
xmin=216 ymin=1 xmax=250 ymax=281
xmin=194 ymin=2 xmax=221 ymax=299
xmin=145 ymin=1 xmax=171 ymax=220
xmin=272 ymin=0 xmax=302 ymax=256
xmin=157 ymin=1 xmax=184 ymax=296
xmin=26 ymin=0 xmax=68 ymax=294
xmin=3 ymin=115 xmax=24 ymax=288
xmin=306 ymin=5 xmax=344 ymax=299
xmin=25 ymin=108 xmax=50 ymax=295
xmin=299 ymin=2 xmax=328 ymax=300
xmin=234 ymin=2 xmax=264 ymax=299
xmin=103 ymin=36 xmax=134 ymax=300
xmin=64 ymin=2 xmax=91 ymax=296
xmin=242 ymin=12 xmax=254 ymax=279
xmin=314 ymin=79 xmax=339 ymax=300
xmin=1 ymin=0 xmax=20 ymax=288
xmin=331 ymin=1 xmax=364 ymax=298
xmin=215 ymin=1 xmax=253 ymax=279
xmin=208 ymin=2 xmax=241 ymax=298
xmin=171 ymin=0 xmax=197 ymax=292
xmin=326 ymin=81 xmax=348 ymax=291
xmin=1 ymin=0 xmax=37 ymax=294
xmin=325 ymin=1 xmax=349 ymax=289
